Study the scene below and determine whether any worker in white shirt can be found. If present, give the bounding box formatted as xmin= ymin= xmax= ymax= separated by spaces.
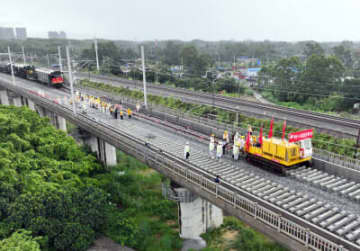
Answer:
xmin=216 ymin=141 xmax=223 ymax=160
xmin=209 ymin=137 xmax=215 ymax=159
xmin=233 ymin=140 xmax=240 ymax=160
xmin=184 ymin=142 xmax=190 ymax=160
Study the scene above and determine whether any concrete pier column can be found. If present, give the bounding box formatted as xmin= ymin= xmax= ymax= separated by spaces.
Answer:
xmin=105 ymin=142 xmax=117 ymax=166
xmin=27 ymin=99 xmax=35 ymax=111
xmin=163 ymin=183 xmax=223 ymax=242
xmin=0 ymin=90 xmax=9 ymax=105
xmin=56 ymin=116 xmax=67 ymax=132
xmin=85 ymin=136 xmax=117 ymax=167
xmin=37 ymin=106 xmax=46 ymax=117
xmin=13 ymin=97 xmax=22 ymax=107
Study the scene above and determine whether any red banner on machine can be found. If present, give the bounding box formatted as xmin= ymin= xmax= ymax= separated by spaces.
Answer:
xmin=288 ymin=129 xmax=313 ymax=142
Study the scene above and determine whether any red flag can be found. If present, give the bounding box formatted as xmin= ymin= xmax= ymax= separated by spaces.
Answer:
xmin=268 ymin=118 xmax=274 ymax=138
xmin=245 ymin=131 xmax=251 ymax=151
xmin=282 ymin=120 xmax=287 ymax=140
xmin=259 ymin=126 xmax=263 ymax=146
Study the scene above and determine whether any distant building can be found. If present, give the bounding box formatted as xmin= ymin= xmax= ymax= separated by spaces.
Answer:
xmin=48 ymin=31 xmax=58 ymax=39
xmin=48 ymin=31 xmax=67 ymax=39
xmin=58 ymin=31 xmax=66 ymax=39
xmin=15 ymin=27 xmax=27 ymax=40
xmin=247 ymin=67 xmax=261 ymax=77
xmin=0 ymin=27 xmax=15 ymax=40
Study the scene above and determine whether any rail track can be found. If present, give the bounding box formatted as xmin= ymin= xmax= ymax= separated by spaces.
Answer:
xmin=75 ymin=72 xmax=360 ymax=140
xmin=84 ymin=106 xmax=360 ymax=250
xmin=1 ymin=74 xmax=360 ymax=250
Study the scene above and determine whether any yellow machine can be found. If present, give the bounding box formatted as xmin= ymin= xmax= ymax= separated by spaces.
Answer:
xmin=245 ymin=135 xmax=312 ymax=173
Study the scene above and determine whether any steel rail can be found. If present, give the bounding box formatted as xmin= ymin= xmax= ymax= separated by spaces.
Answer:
xmin=74 ymin=84 xmax=360 ymax=173
xmin=77 ymin=72 xmax=360 ymax=130
xmin=0 ymin=79 xmax=358 ymax=250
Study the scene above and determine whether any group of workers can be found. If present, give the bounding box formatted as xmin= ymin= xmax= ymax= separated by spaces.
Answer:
xmin=70 ymin=91 xmax=134 ymax=120
xmin=184 ymin=128 xmax=252 ymax=162
xmin=209 ymin=130 xmax=246 ymax=161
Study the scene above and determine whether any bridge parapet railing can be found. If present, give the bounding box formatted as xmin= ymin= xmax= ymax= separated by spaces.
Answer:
xmin=75 ymin=84 xmax=360 ymax=176
xmin=76 ymin=84 xmax=360 ymax=174
xmin=0 ymin=79 xmax=352 ymax=251
xmin=313 ymin=148 xmax=360 ymax=171
xmin=156 ymin=155 xmax=348 ymax=251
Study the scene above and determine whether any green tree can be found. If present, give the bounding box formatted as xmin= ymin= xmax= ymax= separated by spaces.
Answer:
xmin=162 ymin=41 xmax=182 ymax=65
xmin=333 ymin=45 xmax=353 ymax=68
xmin=300 ymin=55 xmax=345 ymax=103
xmin=0 ymin=230 xmax=41 ymax=251
xmin=303 ymin=41 xmax=324 ymax=58
xmin=181 ymin=46 xmax=212 ymax=76
xmin=271 ymin=57 xmax=302 ymax=101
xmin=81 ymin=41 xmax=121 ymax=69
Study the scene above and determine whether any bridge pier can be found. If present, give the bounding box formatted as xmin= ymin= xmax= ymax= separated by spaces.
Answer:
xmin=56 ymin=116 xmax=67 ymax=132
xmin=163 ymin=182 xmax=223 ymax=242
xmin=36 ymin=105 xmax=46 ymax=117
xmin=27 ymin=99 xmax=35 ymax=111
xmin=0 ymin=90 xmax=9 ymax=105
xmin=86 ymin=136 xmax=117 ymax=167
xmin=13 ymin=97 xmax=22 ymax=107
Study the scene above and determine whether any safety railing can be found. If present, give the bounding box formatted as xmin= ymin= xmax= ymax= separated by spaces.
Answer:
xmin=0 ymin=78 xmax=358 ymax=251
xmin=313 ymin=148 xmax=360 ymax=171
xmin=2 ymin=79 xmax=353 ymax=251
xmin=156 ymin=156 xmax=348 ymax=251
xmin=77 ymin=83 xmax=360 ymax=175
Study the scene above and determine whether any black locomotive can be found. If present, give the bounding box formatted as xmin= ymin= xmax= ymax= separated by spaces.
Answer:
xmin=0 ymin=63 xmax=64 ymax=88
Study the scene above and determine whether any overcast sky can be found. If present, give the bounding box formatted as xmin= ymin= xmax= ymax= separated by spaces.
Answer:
xmin=1 ymin=0 xmax=359 ymax=41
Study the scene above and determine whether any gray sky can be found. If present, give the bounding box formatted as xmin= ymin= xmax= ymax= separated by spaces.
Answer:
xmin=1 ymin=0 xmax=360 ymax=41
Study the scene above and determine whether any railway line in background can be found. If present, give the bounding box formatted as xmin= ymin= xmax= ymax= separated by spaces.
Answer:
xmin=75 ymin=72 xmax=360 ymax=141
xmin=1 ymin=73 xmax=360 ymax=250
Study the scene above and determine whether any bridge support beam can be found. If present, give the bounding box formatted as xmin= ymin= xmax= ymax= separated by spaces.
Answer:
xmin=163 ymin=182 xmax=223 ymax=242
xmin=13 ymin=97 xmax=22 ymax=107
xmin=0 ymin=90 xmax=9 ymax=105
xmin=36 ymin=106 xmax=46 ymax=117
xmin=56 ymin=116 xmax=67 ymax=132
xmin=86 ymin=136 xmax=117 ymax=167
xmin=27 ymin=99 xmax=35 ymax=111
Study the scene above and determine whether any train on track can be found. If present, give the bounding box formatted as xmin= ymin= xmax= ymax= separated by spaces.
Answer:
xmin=0 ymin=63 xmax=64 ymax=88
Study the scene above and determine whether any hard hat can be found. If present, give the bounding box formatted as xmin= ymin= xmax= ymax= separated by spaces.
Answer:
xmin=211 ymin=133 xmax=215 ymax=136
xmin=241 ymin=136 xmax=245 ymax=139
xmin=186 ymin=142 xmax=189 ymax=144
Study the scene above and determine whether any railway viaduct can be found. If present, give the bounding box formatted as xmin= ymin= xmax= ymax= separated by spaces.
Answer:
xmin=0 ymin=76 xmax=358 ymax=251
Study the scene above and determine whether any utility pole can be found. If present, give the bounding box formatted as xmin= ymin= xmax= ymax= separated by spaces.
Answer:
xmin=57 ymin=46 xmax=63 ymax=73
xmin=21 ymin=46 xmax=26 ymax=64
xmin=141 ymin=46 xmax=148 ymax=109
xmin=47 ymin=54 xmax=50 ymax=68
xmin=8 ymin=47 xmax=15 ymax=85
xmin=66 ymin=46 xmax=76 ymax=115
xmin=94 ymin=39 xmax=100 ymax=71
